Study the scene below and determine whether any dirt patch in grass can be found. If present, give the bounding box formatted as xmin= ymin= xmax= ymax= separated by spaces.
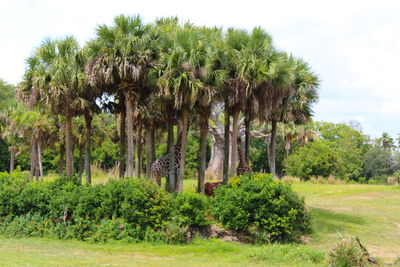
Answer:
xmin=369 ymin=246 xmax=398 ymax=261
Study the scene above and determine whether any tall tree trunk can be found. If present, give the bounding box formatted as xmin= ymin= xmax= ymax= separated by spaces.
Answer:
xmin=197 ymin=116 xmax=208 ymax=194
xmin=59 ymin=141 xmax=65 ymax=175
xmin=65 ymin=108 xmax=74 ymax=179
xmin=244 ymin=111 xmax=251 ymax=163
xmin=269 ymin=119 xmax=278 ymax=177
xmin=145 ymin=121 xmax=156 ymax=179
xmin=37 ymin=141 xmax=43 ymax=182
xmin=135 ymin=121 xmax=142 ymax=177
xmin=119 ymin=112 xmax=126 ymax=178
xmin=177 ymin=107 xmax=189 ymax=192
xmin=78 ymin=145 xmax=84 ymax=184
xmin=84 ymin=112 xmax=92 ymax=184
xmin=230 ymin=106 xmax=240 ymax=177
xmin=223 ymin=101 xmax=230 ymax=184
xmin=167 ymin=116 xmax=176 ymax=193
xmin=9 ymin=149 xmax=15 ymax=173
xmin=125 ymin=91 xmax=135 ymax=177
xmin=30 ymin=139 xmax=36 ymax=180
xmin=34 ymin=142 xmax=39 ymax=181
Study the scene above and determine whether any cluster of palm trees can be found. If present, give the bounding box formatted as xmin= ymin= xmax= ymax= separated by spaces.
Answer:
xmin=11 ymin=15 xmax=318 ymax=193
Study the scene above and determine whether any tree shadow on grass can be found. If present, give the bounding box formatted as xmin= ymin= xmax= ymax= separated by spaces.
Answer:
xmin=310 ymin=208 xmax=367 ymax=235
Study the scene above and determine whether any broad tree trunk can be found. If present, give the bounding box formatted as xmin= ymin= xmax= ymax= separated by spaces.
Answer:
xmin=269 ymin=119 xmax=278 ymax=177
xmin=197 ymin=116 xmax=208 ymax=194
xmin=177 ymin=107 xmax=189 ymax=192
xmin=125 ymin=92 xmax=135 ymax=177
xmin=119 ymin=112 xmax=126 ymax=178
xmin=9 ymin=149 xmax=15 ymax=173
xmin=65 ymin=108 xmax=74 ymax=179
xmin=229 ymin=106 xmax=240 ymax=177
xmin=223 ymin=101 xmax=230 ymax=184
xmin=244 ymin=111 xmax=251 ymax=163
xmin=37 ymin=141 xmax=43 ymax=182
xmin=84 ymin=112 xmax=92 ymax=184
xmin=145 ymin=122 xmax=155 ymax=179
xmin=206 ymin=134 xmax=224 ymax=180
xmin=135 ymin=121 xmax=142 ymax=177
xmin=167 ymin=117 xmax=176 ymax=193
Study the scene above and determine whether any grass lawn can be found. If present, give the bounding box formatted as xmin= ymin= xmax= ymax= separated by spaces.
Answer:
xmin=0 ymin=179 xmax=399 ymax=266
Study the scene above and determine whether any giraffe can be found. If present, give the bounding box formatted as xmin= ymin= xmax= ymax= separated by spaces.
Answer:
xmin=236 ymin=136 xmax=252 ymax=175
xmin=151 ymin=132 xmax=182 ymax=185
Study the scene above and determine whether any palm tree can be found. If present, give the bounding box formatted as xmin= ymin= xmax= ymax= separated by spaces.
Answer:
xmin=32 ymin=36 xmax=86 ymax=178
xmin=223 ymin=28 xmax=250 ymax=180
xmin=87 ymin=15 xmax=155 ymax=178
xmin=256 ymin=54 xmax=319 ymax=176
xmin=380 ymin=132 xmax=394 ymax=150
xmin=194 ymin=27 xmax=226 ymax=193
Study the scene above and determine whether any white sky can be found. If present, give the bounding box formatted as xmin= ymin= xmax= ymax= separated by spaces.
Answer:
xmin=1 ymin=0 xmax=400 ymax=138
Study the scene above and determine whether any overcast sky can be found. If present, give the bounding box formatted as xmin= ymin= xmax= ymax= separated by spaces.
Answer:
xmin=1 ymin=0 xmax=399 ymax=138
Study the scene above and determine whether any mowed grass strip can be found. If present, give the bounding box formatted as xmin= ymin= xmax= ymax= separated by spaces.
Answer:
xmin=293 ymin=183 xmax=400 ymax=262
xmin=0 ymin=238 xmax=325 ymax=267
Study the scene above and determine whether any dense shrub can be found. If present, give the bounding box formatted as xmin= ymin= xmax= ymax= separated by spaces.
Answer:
xmin=0 ymin=176 xmax=210 ymax=243
xmin=171 ymin=192 xmax=210 ymax=227
xmin=0 ymin=170 xmax=29 ymax=216
xmin=210 ymin=173 xmax=311 ymax=242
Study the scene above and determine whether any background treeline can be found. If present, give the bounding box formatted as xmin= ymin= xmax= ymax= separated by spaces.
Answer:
xmin=0 ymin=15 xmax=397 ymax=188
xmin=0 ymin=14 xmax=319 ymax=193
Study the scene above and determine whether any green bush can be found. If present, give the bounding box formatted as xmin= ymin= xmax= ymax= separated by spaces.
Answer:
xmin=171 ymin=192 xmax=210 ymax=227
xmin=0 ymin=170 xmax=29 ymax=216
xmin=210 ymin=173 xmax=311 ymax=242
xmin=0 ymin=176 xmax=208 ymax=243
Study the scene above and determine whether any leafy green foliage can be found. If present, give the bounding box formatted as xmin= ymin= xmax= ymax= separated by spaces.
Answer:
xmin=0 ymin=176 xmax=210 ymax=243
xmin=362 ymin=147 xmax=394 ymax=181
xmin=316 ymin=122 xmax=370 ymax=180
xmin=210 ymin=173 xmax=311 ymax=242
xmin=171 ymin=192 xmax=210 ymax=227
xmin=284 ymin=140 xmax=343 ymax=180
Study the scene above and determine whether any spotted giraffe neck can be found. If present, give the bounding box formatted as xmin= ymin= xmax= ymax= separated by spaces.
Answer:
xmin=237 ymin=137 xmax=246 ymax=163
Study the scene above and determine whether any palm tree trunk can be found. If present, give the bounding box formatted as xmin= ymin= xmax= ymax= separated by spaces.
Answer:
xmin=125 ymin=91 xmax=135 ymax=177
xmin=84 ymin=112 xmax=92 ymax=184
xmin=135 ymin=121 xmax=142 ymax=177
xmin=269 ymin=119 xmax=278 ymax=177
xmin=65 ymin=108 xmax=74 ymax=179
xmin=177 ymin=107 xmax=189 ymax=192
xmin=78 ymin=145 xmax=84 ymax=184
xmin=59 ymin=141 xmax=65 ymax=175
xmin=230 ymin=106 xmax=240 ymax=177
xmin=30 ymin=139 xmax=36 ymax=180
xmin=244 ymin=111 xmax=251 ymax=163
xmin=145 ymin=121 xmax=155 ymax=179
xmin=197 ymin=116 xmax=208 ymax=194
xmin=223 ymin=101 xmax=230 ymax=184
xmin=34 ymin=142 xmax=39 ymax=181
xmin=9 ymin=149 xmax=15 ymax=173
xmin=37 ymin=141 xmax=44 ymax=182
xmin=167 ymin=117 xmax=176 ymax=193
xmin=119 ymin=112 xmax=126 ymax=178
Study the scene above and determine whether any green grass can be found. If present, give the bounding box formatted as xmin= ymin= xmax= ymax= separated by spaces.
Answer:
xmin=0 ymin=238 xmax=324 ymax=266
xmin=1 ymin=177 xmax=400 ymax=266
